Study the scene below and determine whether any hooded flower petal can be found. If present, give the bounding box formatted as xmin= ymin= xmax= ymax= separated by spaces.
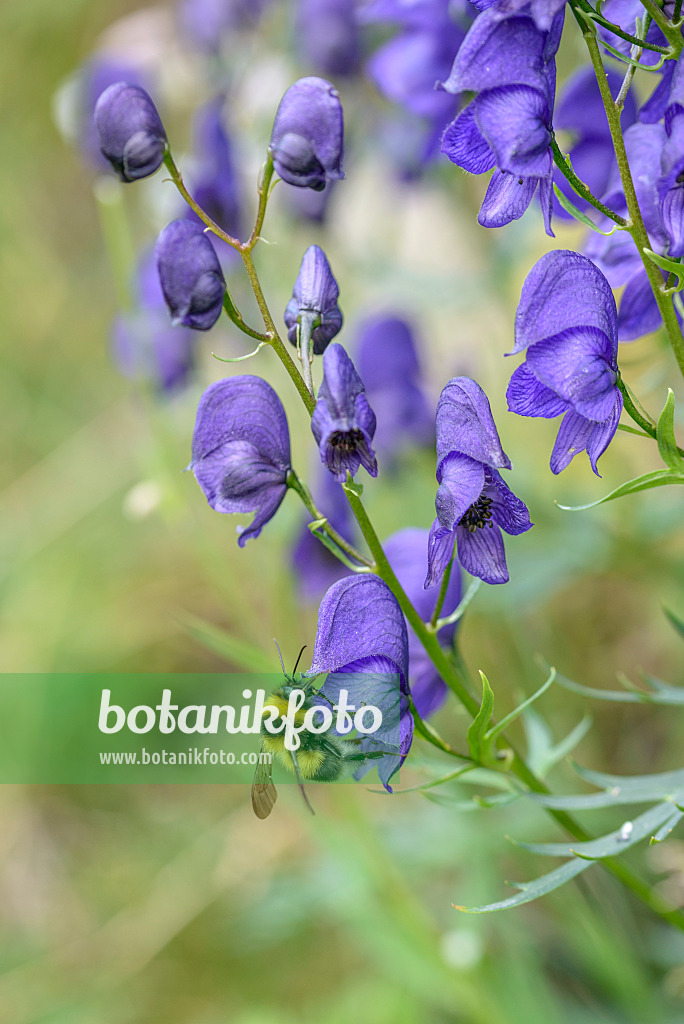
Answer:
xmin=456 ymin=522 xmax=509 ymax=584
xmin=94 ymin=82 xmax=167 ymax=182
xmin=284 ymin=245 xmax=343 ymax=354
xmin=190 ymin=376 xmax=291 ymax=544
xmin=270 ymin=77 xmax=344 ymax=190
xmin=440 ymin=9 xmax=551 ymax=94
xmin=514 ymin=250 xmax=618 ymax=355
xmin=436 ymin=377 xmax=511 ymax=470
xmin=524 ymin=327 xmax=618 ymax=421
xmin=155 ymin=220 xmax=226 ymax=331
xmin=311 ymin=344 xmax=378 ymax=481
xmin=474 ymin=84 xmax=552 ymax=178
xmin=385 ymin=528 xmax=461 ymax=717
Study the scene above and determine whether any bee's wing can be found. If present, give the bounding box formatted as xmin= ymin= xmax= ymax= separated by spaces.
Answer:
xmin=251 ymin=754 xmax=277 ymax=819
xmin=289 ymin=749 xmax=316 ymax=816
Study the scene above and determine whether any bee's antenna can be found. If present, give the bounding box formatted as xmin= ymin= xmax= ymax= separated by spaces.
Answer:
xmin=273 ymin=638 xmax=286 ymax=675
xmin=292 ymin=644 xmax=307 ymax=676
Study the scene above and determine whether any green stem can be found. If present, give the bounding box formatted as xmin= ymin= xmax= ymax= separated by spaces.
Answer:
xmin=639 ymin=0 xmax=679 ymax=39
xmin=570 ymin=0 xmax=672 ymax=50
xmin=617 ymin=377 xmax=684 ymax=456
xmin=162 ymin=151 xmax=242 ymax=250
xmin=581 ymin=27 xmax=684 ymax=378
xmin=287 ymin=470 xmax=373 ymax=568
xmin=551 ymin=138 xmax=628 ymax=226
xmin=245 ymin=154 xmax=275 ymax=252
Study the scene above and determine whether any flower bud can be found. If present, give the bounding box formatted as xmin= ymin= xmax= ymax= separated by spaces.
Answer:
xmin=94 ymin=82 xmax=167 ymax=182
xmin=284 ymin=245 xmax=343 ymax=355
xmin=270 ymin=77 xmax=344 ymax=190
xmin=311 ymin=344 xmax=378 ymax=482
xmin=155 ymin=220 xmax=226 ymax=331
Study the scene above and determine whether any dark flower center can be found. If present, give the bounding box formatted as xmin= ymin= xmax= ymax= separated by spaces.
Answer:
xmin=458 ymin=494 xmax=494 ymax=533
xmin=329 ymin=429 xmax=364 ymax=452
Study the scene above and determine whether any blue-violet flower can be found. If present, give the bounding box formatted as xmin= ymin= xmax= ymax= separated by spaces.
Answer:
xmin=94 ymin=82 xmax=167 ymax=182
xmin=311 ymin=344 xmax=378 ymax=482
xmin=270 ymin=77 xmax=344 ymax=191
xmin=155 ymin=219 xmax=226 ymax=331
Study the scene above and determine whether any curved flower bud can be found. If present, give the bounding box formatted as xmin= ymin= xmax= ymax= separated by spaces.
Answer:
xmin=270 ymin=77 xmax=344 ymax=190
xmin=436 ymin=377 xmax=511 ymax=471
xmin=384 ymin=528 xmax=461 ymax=717
xmin=310 ymin=574 xmax=411 ymax=789
xmin=155 ymin=220 xmax=226 ymax=331
xmin=284 ymin=245 xmax=343 ymax=355
xmin=311 ymin=344 xmax=378 ymax=482
xmin=190 ymin=376 xmax=291 ymax=546
xmin=508 ymin=251 xmax=622 ymax=475
xmin=94 ymin=82 xmax=167 ymax=182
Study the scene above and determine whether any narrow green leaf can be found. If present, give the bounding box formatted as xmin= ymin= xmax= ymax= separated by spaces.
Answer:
xmin=664 ymin=606 xmax=684 ymax=642
xmin=515 ymin=801 xmax=678 ymax=858
xmin=557 ymin=668 xmax=684 ymax=705
xmin=557 ymin=469 xmax=684 ymax=511
xmin=571 ymin=762 xmax=684 ymax=799
xmin=643 ymin=248 xmax=684 ymax=290
xmin=467 ymin=672 xmax=495 ymax=762
xmin=650 ymin=808 xmax=684 ymax=844
xmin=453 ymin=858 xmax=592 ymax=913
xmin=525 ymin=708 xmax=593 ymax=778
xmin=435 ymin=576 xmax=482 ymax=630
xmin=486 ymin=667 xmax=555 ymax=743
xmin=180 ymin=615 xmax=276 ymax=672
xmin=552 ymin=184 xmax=621 ymax=234
xmin=656 ymin=389 xmax=684 ymax=470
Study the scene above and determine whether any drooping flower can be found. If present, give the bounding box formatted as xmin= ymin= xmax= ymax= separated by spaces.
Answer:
xmin=385 ymin=528 xmax=461 ymax=717
xmin=269 ymin=77 xmax=344 ymax=191
xmin=155 ymin=219 xmax=226 ymax=331
xmin=439 ymin=5 xmax=563 ymax=234
xmin=427 ymin=378 xmax=532 ymax=587
xmin=284 ymin=245 xmax=343 ymax=355
xmin=507 ymin=250 xmax=622 ymax=475
xmin=292 ymin=467 xmax=355 ymax=600
xmin=112 ymin=249 xmax=196 ymax=393
xmin=311 ymin=344 xmax=378 ymax=482
xmin=190 ymin=376 xmax=291 ymax=546
xmin=309 ymin=574 xmax=411 ymax=790
xmin=295 ymin=0 xmax=361 ymax=77
xmin=354 ymin=314 xmax=434 ymax=461
xmin=186 ymin=96 xmax=243 ymax=244
xmin=94 ymin=82 xmax=167 ymax=182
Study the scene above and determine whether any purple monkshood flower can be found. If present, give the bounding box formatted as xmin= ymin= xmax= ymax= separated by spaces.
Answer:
xmin=311 ymin=344 xmax=378 ymax=482
xmin=295 ymin=0 xmax=361 ymax=77
xmin=470 ymin=0 xmax=566 ymax=31
xmin=177 ymin=0 xmax=270 ymax=53
xmin=270 ymin=77 xmax=344 ymax=191
xmin=155 ymin=220 xmax=226 ymax=331
xmin=284 ymin=245 xmax=343 ymax=355
xmin=355 ymin=315 xmax=434 ymax=461
xmin=426 ymin=378 xmax=532 ymax=587
xmin=190 ymin=376 xmax=291 ymax=546
xmin=77 ymin=57 xmax=151 ymax=170
xmin=94 ymin=82 xmax=167 ymax=182
xmin=292 ymin=467 xmax=355 ymax=600
xmin=385 ymin=528 xmax=462 ymax=718
xmin=440 ymin=6 xmax=563 ymax=235
xmin=553 ymin=67 xmax=635 ymax=219
xmin=309 ymin=574 xmax=411 ymax=790
xmin=507 ymin=250 xmax=622 ymax=475
xmin=186 ymin=97 xmax=243 ymax=244
xmin=113 ymin=250 xmax=196 ymax=393
xmin=585 ymin=122 xmax=671 ymax=341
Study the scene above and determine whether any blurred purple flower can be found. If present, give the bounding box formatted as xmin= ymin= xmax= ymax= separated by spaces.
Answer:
xmin=553 ymin=66 xmax=635 ymax=219
xmin=292 ymin=468 xmax=355 ymax=600
xmin=112 ymin=250 xmax=196 ymax=393
xmin=94 ymin=82 xmax=167 ymax=182
xmin=508 ymin=250 xmax=622 ymax=475
xmin=312 ymin=344 xmax=378 ymax=482
xmin=177 ymin=0 xmax=270 ymax=53
xmin=155 ymin=219 xmax=226 ymax=331
xmin=270 ymin=77 xmax=344 ymax=190
xmin=354 ymin=315 xmax=433 ymax=460
xmin=310 ymin=574 xmax=411 ymax=789
xmin=190 ymin=376 xmax=291 ymax=545
xmin=295 ymin=0 xmax=361 ymax=76
xmin=385 ymin=528 xmax=461 ymax=717
xmin=186 ymin=96 xmax=243 ymax=244
xmin=427 ymin=378 xmax=531 ymax=587
xmin=284 ymin=245 xmax=343 ymax=355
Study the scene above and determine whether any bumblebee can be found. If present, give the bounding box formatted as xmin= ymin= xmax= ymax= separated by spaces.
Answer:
xmin=251 ymin=645 xmax=383 ymax=819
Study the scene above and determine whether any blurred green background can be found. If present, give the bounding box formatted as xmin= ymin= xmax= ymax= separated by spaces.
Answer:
xmin=2 ymin=0 xmax=684 ymax=1020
